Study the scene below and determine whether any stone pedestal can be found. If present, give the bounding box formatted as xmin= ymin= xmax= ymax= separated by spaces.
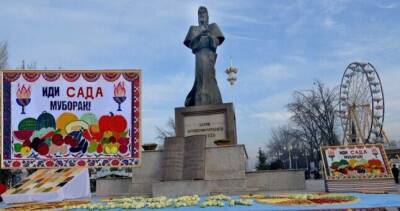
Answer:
xmin=162 ymin=136 xmax=207 ymax=181
xmin=183 ymin=135 xmax=206 ymax=180
xmin=175 ymin=103 xmax=237 ymax=147
xmin=163 ymin=137 xmax=185 ymax=181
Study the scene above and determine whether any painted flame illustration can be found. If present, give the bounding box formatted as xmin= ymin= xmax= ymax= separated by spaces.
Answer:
xmin=114 ymin=82 xmax=126 ymax=97
xmin=17 ymin=84 xmax=31 ymax=99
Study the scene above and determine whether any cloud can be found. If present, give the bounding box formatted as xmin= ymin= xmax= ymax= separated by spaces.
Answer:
xmin=323 ymin=26 xmax=400 ymax=64
xmin=251 ymin=111 xmax=291 ymax=123
xmin=223 ymin=32 xmax=263 ymax=42
xmin=318 ymin=0 xmax=349 ymax=13
xmin=323 ymin=17 xmax=336 ymax=28
xmin=285 ymin=16 xmax=306 ymax=36
xmin=215 ymin=13 xmax=267 ymax=25
xmin=375 ymin=3 xmax=397 ymax=9
xmin=285 ymin=55 xmax=307 ymax=64
xmin=143 ymin=72 xmax=192 ymax=106
xmin=378 ymin=68 xmax=400 ymax=140
xmin=258 ymin=64 xmax=293 ymax=81
xmin=141 ymin=72 xmax=192 ymax=144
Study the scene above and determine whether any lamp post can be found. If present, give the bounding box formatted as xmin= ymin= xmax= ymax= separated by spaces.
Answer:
xmin=278 ymin=151 xmax=283 ymax=161
xmin=304 ymin=150 xmax=309 ymax=170
xmin=289 ymin=145 xmax=292 ymax=169
xmin=293 ymin=154 xmax=298 ymax=169
xmin=284 ymin=145 xmax=293 ymax=169
xmin=313 ymin=148 xmax=317 ymax=161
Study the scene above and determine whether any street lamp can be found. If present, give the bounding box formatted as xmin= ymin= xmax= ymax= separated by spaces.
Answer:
xmin=283 ymin=145 xmax=293 ymax=169
xmin=303 ymin=150 xmax=309 ymax=170
xmin=277 ymin=151 xmax=283 ymax=161
xmin=293 ymin=154 xmax=299 ymax=169
xmin=313 ymin=148 xmax=317 ymax=161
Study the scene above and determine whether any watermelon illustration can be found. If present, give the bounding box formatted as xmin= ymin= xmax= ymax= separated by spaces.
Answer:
xmin=36 ymin=111 xmax=56 ymax=130
xmin=13 ymin=130 xmax=34 ymax=141
xmin=18 ymin=118 xmax=37 ymax=130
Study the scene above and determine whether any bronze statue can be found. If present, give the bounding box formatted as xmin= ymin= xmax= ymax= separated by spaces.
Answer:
xmin=184 ymin=6 xmax=225 ymax=106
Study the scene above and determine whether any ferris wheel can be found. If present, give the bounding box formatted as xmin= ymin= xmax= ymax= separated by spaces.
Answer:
xmin=338 ymin=62 xmax=387 ymax=144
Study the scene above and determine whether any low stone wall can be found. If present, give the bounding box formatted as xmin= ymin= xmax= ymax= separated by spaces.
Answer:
xmin=96 ymin=178 xmax=132 ymax=196
xmin=96 ymin=149 xmax=305 ymax=196
xmin=97 ymin=150 xmax=163 ymax=196
xmin=132 ymin=150 xmax=163 ymax=183
xmin=131 ymin=150 xmax=163 ymax=195
xmin=152 ymin=179 xmax=247 ymax=197
xmin=246 ymin=170 xmax=305 ymax=191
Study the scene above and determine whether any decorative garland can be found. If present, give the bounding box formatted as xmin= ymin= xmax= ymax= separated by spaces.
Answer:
xmin=3 ymin=72 xmax=138 ymax=83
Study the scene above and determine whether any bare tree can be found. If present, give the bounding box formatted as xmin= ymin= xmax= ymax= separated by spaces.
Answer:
xmin=155 ymin=117 xmax=176 ymax=142
xmin=287 ymin=80 xmax=340 ymax=161
xmin=0 ymin=41 xmax=7 ymax=69
xmin=266 ymin=125 xmax=306 ymax=169
xmin=17 ymin=60 xmax=37 ymax=70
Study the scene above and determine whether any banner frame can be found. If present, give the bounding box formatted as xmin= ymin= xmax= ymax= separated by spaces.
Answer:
xmin=0 ymin=69 xmax=142 ymax=169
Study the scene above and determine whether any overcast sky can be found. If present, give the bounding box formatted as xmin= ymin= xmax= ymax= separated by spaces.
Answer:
xmin=1 ymin=0 xmax=400 ymax=166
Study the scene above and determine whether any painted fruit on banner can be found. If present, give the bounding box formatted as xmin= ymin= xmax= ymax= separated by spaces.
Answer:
xmin=12 ymin=111 xmax=130 ymax=158
xmin=56 ymin=112 xmax=78 ymax=136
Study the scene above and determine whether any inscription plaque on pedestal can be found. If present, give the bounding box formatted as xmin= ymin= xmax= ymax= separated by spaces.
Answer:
xmin=162 ymin=137 xmax=184 ymax=181
xmin=183 ymin=135 xmax=206 ymax=180
xmin=175 ymin=103 xmax=237 ymax=147
xmin=184 ymin=113 xmax=226 ymax=145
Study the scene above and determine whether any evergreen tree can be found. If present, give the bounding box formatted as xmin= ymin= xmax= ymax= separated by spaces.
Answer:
xmin=256 ymin=148 xmax=268 ymax=170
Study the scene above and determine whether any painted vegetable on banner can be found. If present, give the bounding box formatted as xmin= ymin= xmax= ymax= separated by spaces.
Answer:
xmin=0 ymin=70 xmax=141 ymax=168
xmin=321 ymin=144 xmax=393 ymax=180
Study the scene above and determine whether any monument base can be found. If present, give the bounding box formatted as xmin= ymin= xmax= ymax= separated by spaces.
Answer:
xmin=95 ymin=145 xmax=307 ymax=197
xmin=96 ymin=170 xmax=306 ymax=197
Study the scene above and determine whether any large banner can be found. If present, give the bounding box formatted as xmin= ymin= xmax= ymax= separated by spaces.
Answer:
xmin=0 ymin=70 xmax=141 ymax=168
xmin=321 ymin=144 xmax=393 ymax=180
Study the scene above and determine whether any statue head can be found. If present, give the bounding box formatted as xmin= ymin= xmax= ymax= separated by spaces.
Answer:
xmin=198 ymin=6 xmax=209 ymax=26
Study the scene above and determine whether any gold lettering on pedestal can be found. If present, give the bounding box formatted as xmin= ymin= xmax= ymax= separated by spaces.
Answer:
xmin=183 ymin=113 xmax=227 ymax=146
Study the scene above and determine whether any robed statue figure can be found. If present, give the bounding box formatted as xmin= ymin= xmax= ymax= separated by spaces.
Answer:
xmin=184 ymin=6 xmax=225 ymax=107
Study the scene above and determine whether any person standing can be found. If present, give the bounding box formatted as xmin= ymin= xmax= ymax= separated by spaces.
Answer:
xmin=392 ymin=164 xmax=399 ymax=184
